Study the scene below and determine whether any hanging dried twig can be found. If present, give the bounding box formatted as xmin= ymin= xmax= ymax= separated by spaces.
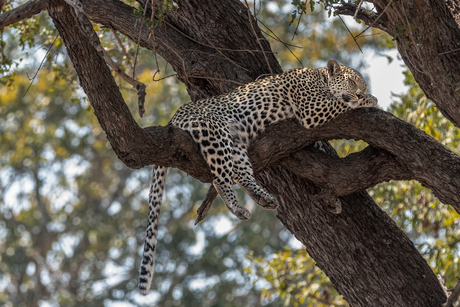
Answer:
xmin=24 ymin=35 xmax=59 ymax=97
xmin=63 ymin=0 xmax=147 ymax=116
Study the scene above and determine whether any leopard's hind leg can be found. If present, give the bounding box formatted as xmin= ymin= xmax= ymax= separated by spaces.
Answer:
xmin=232 ymin=143 xmax=279 ymax=210
xmin=188 ymin=119 xmax=251 ymax=220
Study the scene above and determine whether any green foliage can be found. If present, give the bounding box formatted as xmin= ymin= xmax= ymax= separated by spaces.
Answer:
xmin=0 ymin=1 xmax=62 ymax=85
xmin=380 ymin=70 xmax=460 ymax=287
xmin=290 ymin=0 xmax=342 ymax=24
xmin=246 ymin=247 xmax=346 ymax=306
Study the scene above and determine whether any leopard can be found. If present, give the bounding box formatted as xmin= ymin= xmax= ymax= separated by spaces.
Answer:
xmin=138 ymin=59 xmax=378 ymax=294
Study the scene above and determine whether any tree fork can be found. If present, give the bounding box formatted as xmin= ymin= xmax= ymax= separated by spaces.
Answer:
xmin=46 ymin=0 xmax=447 ymax=305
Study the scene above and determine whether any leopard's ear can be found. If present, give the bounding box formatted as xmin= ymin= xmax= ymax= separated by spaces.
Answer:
xmin=327 ymin=59 xmax=342 ymax=78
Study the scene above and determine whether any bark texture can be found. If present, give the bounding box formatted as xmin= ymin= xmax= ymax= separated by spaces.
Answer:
xmin=4 ymin=0 xmax=456 ymax=306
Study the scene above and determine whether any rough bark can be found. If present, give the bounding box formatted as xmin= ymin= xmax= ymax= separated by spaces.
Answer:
xmin=5 ymin=0 xmax=454 ymax=306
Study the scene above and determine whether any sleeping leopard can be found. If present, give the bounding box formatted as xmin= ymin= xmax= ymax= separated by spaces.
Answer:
xmin=139 ymin=59 xmax=378 ymax=294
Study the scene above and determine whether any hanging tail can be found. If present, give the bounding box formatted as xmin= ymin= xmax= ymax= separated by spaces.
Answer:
xmin=139 ymin=165 xmax=167 ymax=295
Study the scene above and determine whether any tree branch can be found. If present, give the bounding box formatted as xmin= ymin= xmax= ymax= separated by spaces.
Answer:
xmin=280 ymin=145 xmax=411 ymax=195
xmin=57 ymin=0 xmax=460 ymax=214
xmin=0 ymin=0 xmax=46 ymax=28
xmin=334 ymin=2 xmax=393 ymax=36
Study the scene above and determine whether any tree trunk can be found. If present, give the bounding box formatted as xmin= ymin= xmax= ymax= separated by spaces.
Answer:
xmin=43 ymin=0 xmax=448 ymax=306
xmin=257 ymin=167 xmax=443 ymax=306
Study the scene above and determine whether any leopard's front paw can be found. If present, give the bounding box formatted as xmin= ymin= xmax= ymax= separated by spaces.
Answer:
xmin=259 ymin=193 xmax=279 ymax=210
xmin=234 ymin=206 xmax=251 ymax=220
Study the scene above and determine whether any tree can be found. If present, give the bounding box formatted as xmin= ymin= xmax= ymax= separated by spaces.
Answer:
xmin=1 ymin=0 xmax=459 ymax=306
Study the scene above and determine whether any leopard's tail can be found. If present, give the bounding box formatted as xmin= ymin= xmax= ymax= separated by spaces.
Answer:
xmin=139 ymin=165 xmax=167 ymax=295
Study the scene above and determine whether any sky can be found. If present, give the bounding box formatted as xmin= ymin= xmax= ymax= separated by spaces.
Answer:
xmin=363 ymin=49 xmax=406 ymax=110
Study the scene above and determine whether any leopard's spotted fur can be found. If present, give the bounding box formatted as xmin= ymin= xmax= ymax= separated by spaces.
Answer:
xmin=139 ymin=60 xmax=378 ymax=294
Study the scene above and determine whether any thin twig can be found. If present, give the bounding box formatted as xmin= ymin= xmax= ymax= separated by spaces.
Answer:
xmin=154 ymin=36 xmax=210 ymax=99
xmin=258 ymin=19 xmax=303 ymax=48
xmin=257 ymin=19 xmax=304 ymax=67
xmin=244 ymin=0 xmax=273 ymax=74
xmin=153 ymin=73 xmax=177 ymax=82
xmin=291 ymin=10 xmax=303 ymax=41
xmin=354 ymin=0 xmax=365 ymax=19
xmin=439 ymin=47 xmax=460 ymax=56
xmin=133 ymin=1 xmax=149 ymax=79
xmin=338 ymin=15 xmax=363 ymax=54
xmin=348 ymin=0 xmax=393 ymax=40
xmin=63 ymin=0 xmax=147 ymax=116
xmin=110 ymin=29 xmax=131 ymax=65
xmin=150 ymin=0 xmax=156 ymax=45
xmin=255 ymin=0 xmax=262 ymax=16
xmin=24 ymin=35 xmax=59 ymax=97
xmin=260 ymin=29 xmax=303 ymax=67
xmin=149 ymin=0 xmax=161 ymax=78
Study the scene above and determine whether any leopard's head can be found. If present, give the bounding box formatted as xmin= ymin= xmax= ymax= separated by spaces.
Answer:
xmin=324 ymin=59 xmax=378 ymax=109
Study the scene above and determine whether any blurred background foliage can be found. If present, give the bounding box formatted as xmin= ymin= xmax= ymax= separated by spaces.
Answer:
xmin=0 ymin=0 xmax=458 ymax=306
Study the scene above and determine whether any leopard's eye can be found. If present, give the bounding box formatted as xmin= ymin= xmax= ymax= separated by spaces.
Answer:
xmin=348 ymin=78 xmax=357 ymax=89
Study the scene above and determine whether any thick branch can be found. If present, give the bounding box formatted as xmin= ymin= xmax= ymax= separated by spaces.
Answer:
xmin=280 ymin=145 xmax=412 ymax=195
xmin=256 ymin=168 xmax=445 ymax=306
xmin=445 ymin=277 xmax=460 ymax=307
xmin=334 ymin=3 xmax=392 ymax=35
xmin=196 ymin=143 xmax=411 ymax=223
xmin=249 ymin=110 xmax=460 ymax=214
xmin=0 ymin=0 xmax=46 ymax=28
